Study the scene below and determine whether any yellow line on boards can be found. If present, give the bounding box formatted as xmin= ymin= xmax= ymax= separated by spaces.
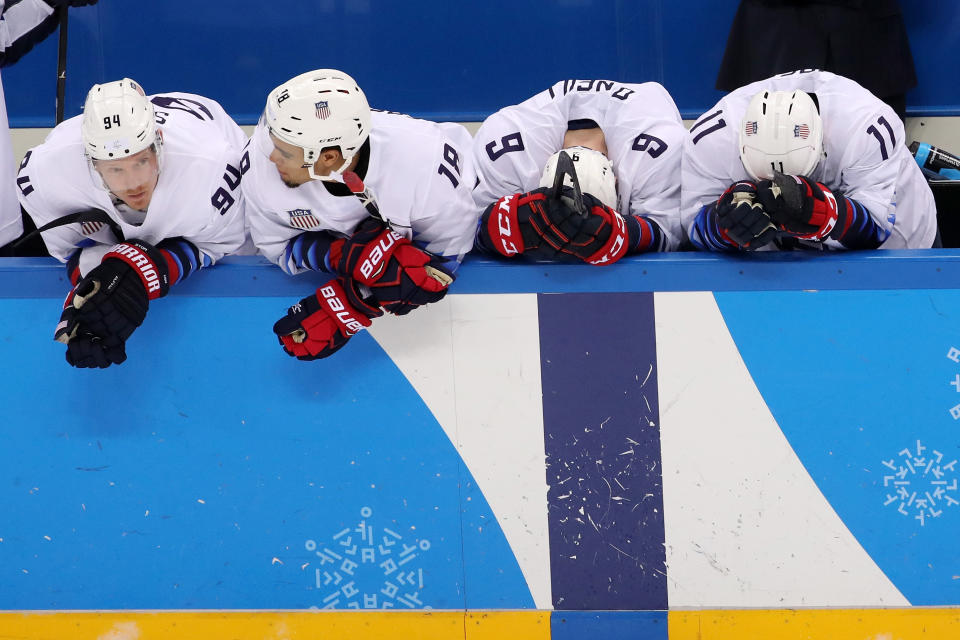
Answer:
xmin=669 ymin=608 xmax=960 ymax=640
xmin=0 ymin=610 xmax=551 ymax=640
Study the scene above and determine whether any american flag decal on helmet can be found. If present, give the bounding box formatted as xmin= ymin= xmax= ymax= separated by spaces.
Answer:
xmin=744 ymin=121 xmax=758 ymax=136
xmin=794 ymin=124 xmax=810 ymax=139
xmin=80 ymin=221 xmax=105 ymax=236
xmin=315 ymin=101 xmax=330 ymax=120
xmin=287 ymin=209 xmax=321 ymax=229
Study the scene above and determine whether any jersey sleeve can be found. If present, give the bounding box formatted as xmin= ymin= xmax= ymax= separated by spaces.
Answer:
xmin=15 ymin=140 xmax=104 ymax=264
xmin=618 ymin=117 xmax=686 ymax=250
xmin=680 ymin=105 xmax=740 ymax=247
xmin=833 ymin=108 xmax=902 ymax=246
xmin=245 ymin=198 xmax=306 ymax=274
xmin=181 ymin=144 xmax=250 ymax=266
xmin=0 ymin=0 xmax=56 ymax=67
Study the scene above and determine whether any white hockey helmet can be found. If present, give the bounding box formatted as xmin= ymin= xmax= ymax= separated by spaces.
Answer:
xmin=263 ymin=69 xmax=371 ymax=180
xmin=739 ymin=89 xmax=823 ymax=180
xmin=539 ymin=146 xmax=618 ymax=210
xmin=81 ymin=78 xmax=160 ymax=161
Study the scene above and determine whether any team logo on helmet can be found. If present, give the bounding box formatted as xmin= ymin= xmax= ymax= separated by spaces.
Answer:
xmin=744 ymin=121 xmax=758 ymax=136
xmin=288 ymin=208 xmax=321 ymax=229
xmin=316 ymin=101 xmax=330 ymax=120
xmin=794 ymin=124 xmax=810 ymax=139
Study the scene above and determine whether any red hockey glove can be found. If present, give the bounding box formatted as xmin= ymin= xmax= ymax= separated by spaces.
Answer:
xmin=329 ymin=218 xmax=455 ymax=315
xmin=756 ymin=173 xmax=848 ymax=241
xmin=477 ymin=189 xmax=553 ymax=259
xmin=543 ymin=189 xmax=630 ymax=265
xmin=272 ymin=277 xmax=383 ymax=360
xmin=477 ymin=187 xmax=629 ymax=263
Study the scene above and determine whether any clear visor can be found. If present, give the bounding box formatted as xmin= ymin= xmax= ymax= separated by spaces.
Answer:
xmin=87 ymin=143 xmax=162 ymax=195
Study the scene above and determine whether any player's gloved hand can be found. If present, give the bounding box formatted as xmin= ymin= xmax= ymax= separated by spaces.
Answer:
xmin=54 ymin=292 xmax=127 ymax=368
xmin=329 ymin=218 xmax=455 ymax=316
xmin=63 ymin=334 xmax=127 ymax=369
xmin=272 ymin=277 xmax=383 ymax=361
xmin=54 ymin=240 xmax=170 ymax=368
xmin=715 ymin=180 xmax=777 ymax=250
xmin=478 ymin=187 xmax=629 ymax=264
xmin=540 ymin=187 xmax=630 ymax=265
xmin=477 ymin=189 xmax=560 ymax=260
xmin=755 ymin=172 xmax=846 ymax=241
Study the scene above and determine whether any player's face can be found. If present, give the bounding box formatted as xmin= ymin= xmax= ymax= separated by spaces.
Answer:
xmin=93 ymin=148 xmax=160 ymax=211
xmin=268 ymin=134 xmax=312 ymax=187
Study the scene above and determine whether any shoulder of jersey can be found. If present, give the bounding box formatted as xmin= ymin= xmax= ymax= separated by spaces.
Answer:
xmin=370 ymin=110 xmax=458 ymax=157
xmin=151 ymin=94 xmax=240 ymax=165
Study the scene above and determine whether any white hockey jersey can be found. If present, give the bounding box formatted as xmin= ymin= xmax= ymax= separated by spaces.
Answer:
xmin=17 ymin=92 xmax=249 ymax=274
xmin=681 ymin=70 xmax=937 ymax=250
xmin=243 ymin=110 xmax=478 ymax=275
xmin=472 ymin=79 xmax=687 ymax=250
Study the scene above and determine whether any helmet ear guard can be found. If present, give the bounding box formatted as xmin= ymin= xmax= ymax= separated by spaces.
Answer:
xmin=262 ymin=69 xmax=372 ymax=181
xmin=739 ymin=89 xmax=823 ymax=181
xmin=539 ymin=146 xmax=618 ymax=210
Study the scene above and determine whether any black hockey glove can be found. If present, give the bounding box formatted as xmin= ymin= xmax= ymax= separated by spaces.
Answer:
xmin=537 ymin=187 xmax=631 ymax=264
xmin=55 ymin=240 xmax=170 ymax=368
xmin=715 ymin=181 xmax=777 ymax=250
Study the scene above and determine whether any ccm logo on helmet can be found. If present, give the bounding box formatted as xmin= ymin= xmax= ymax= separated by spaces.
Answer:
xmin=319 ymin=284 xmax=366 ymax=334
xmin=360 ymin=230 xmax=404 ymax=280
xmin=112 ymin=243 xmax=162 ymax=294
xmin=496 ymin=194 xmax=520 ymax=256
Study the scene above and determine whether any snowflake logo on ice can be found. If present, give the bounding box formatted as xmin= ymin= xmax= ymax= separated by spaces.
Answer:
xmin=304 ymin=506 xmax=431 ymax=609
xmin=882 ymin=440 xmax=958 ymax=526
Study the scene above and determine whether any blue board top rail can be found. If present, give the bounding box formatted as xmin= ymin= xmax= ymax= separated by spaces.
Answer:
xmin=2 ymin=250 xmax=959 ymax=299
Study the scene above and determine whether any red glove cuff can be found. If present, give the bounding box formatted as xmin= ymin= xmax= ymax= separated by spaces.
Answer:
xmin=314 ymin=279 xmax=375 ymax=337
xmin=349 ymin=228 xmax=408 ymax=284
xmin=794 ymin=179 xmax=840 ymax=241
xmin=103 ymin=241 xmax=170 ymax=300
xmin=485 ymin=193 xmax=525 ymax=257
xmin=584 ymin=206 xmax=629 ymax=265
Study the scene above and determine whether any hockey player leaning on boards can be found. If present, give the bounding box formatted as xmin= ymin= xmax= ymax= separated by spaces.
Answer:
xmin=471 ymin=79 xmax=687 ymax=264
xmin=243 ymin=69 xmax=477 ymax=361
xmin=682 ymin=69 xmax=938 ymax=252
xmin=17 ymin=78 xmax=248 ymax=368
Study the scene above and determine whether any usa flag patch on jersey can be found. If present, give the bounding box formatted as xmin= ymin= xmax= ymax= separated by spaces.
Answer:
xmin=315 ymin=101 xmax=330 ymax=120
xmin=288 ymin=209 xmax=321 ymax=229
xmin=80 ymin=221 xmax=105 ymax=236
xmin=794 ymin=124 xmax=810 ymax=139
xmin=744 ymin=121 xmax=758 ymax=136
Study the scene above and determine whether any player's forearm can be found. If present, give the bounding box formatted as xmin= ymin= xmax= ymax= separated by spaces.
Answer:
xmin=282 ymin=230 xmax=341 ymax=275
xmin=689 ymin=203 xmax=739 ymax=251
xmin=156 ymin=237 xmax=206 ymax=285
xmin=624 ymin=215 xmax=667 ymax=254
xmin=834 ymin=196 xmax=887 ymax=250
